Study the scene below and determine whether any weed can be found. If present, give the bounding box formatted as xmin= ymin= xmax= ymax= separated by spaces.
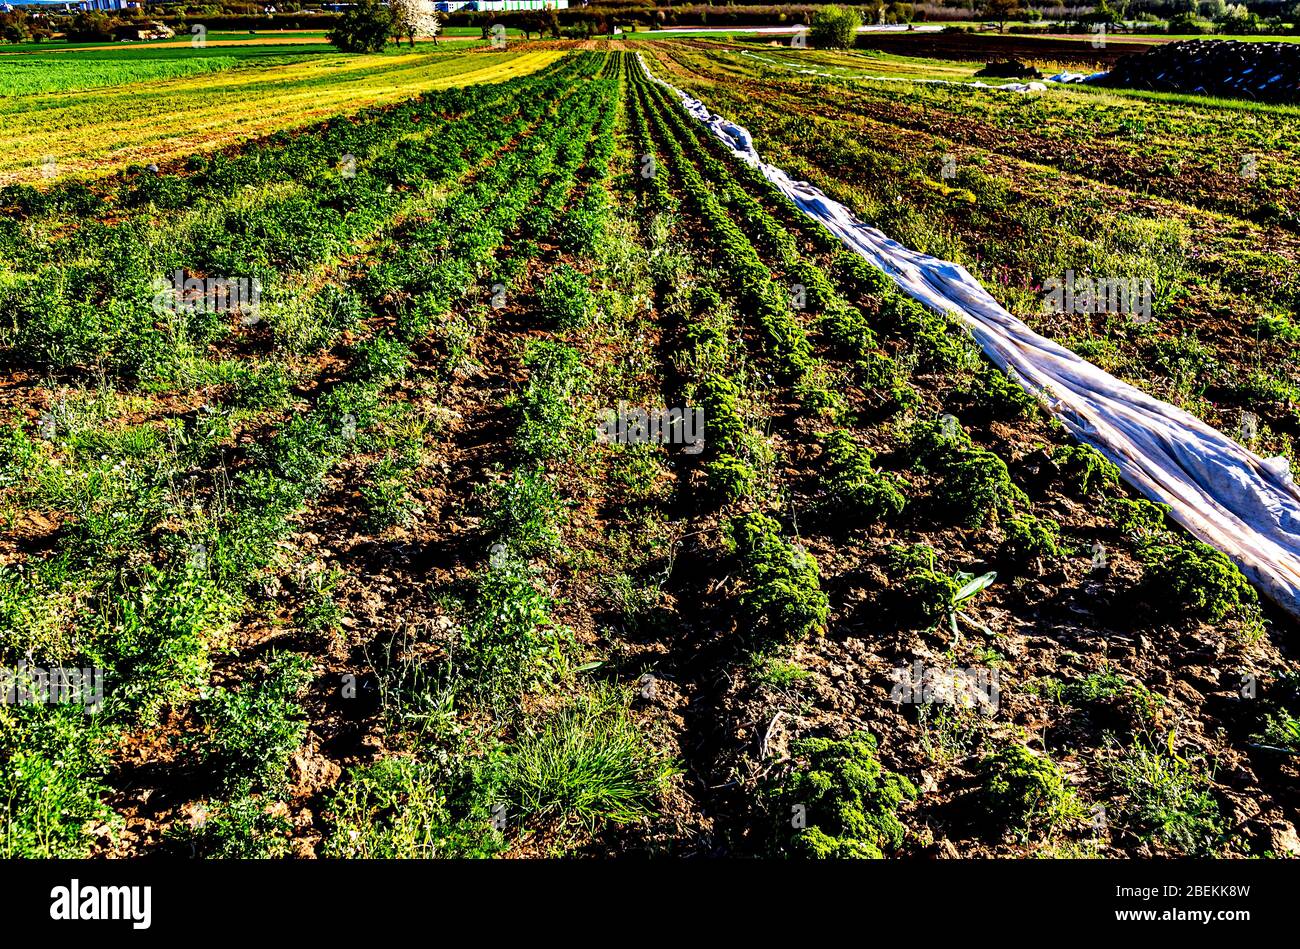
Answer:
xmin=536 ymin=264 xmax=593 ymax=329
xmin=364 ymin=632 xmax=458 ymax=743
xmin=361 ymin=453 xmax=421 ymax=530
xmin=193 ymin=652 xmax=313 ymax=794
xmin=607 ymin=442 xmax=669 ymax=506
xmin=325 ymin=755 xmax=504 ymax=858
xmin=1249 ymin=672 xmax=1300 ymax=753
xmin=294 ymin=564 xmax=346 ymax=639
xmin=1107 ymin=735 xmax=1223 ymax=856
xmin=480 ymin=465 xmax=563 ymax=556
xmin=918 ymin=704 xmax=987 ymax=765
xmin=0 ymin=704 xmax=114 ymax=858
xmin=752 ymin=655 xmax=811 ymax=690
xmin=167 ymin=784 xmax=293 ymax=859
xmin=1039 ymin=671 xmax=1165 ymax=729
xmin=502 ymin=686 xmax=676 ymax=830
xmin=1254 ymin=709 xmax=1300 ymax=753
xmin=605 ymin=572 xmax=668 ymax=636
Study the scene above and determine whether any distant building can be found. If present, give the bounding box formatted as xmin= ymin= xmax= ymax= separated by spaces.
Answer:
xmin=76 ymin=0 xmax=141 ymax=10
xmin=435 ymin=1 xmax=569 ymax=11
xmin=321 ymin=0 xmax=568 ymax=11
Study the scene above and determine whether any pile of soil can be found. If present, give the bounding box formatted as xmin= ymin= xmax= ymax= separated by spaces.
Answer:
xmin=1097 ymin=39 xmax=1300 ymax=103
xmin=975 ymin=60 xmax=1043 ymax=79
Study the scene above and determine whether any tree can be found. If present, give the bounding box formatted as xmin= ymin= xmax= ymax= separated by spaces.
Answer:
xmin=540 ymin=7 xmax=561 ymax=38
xmin=1083 ymin=0 xmax=1124 ymax=26
xmin=809 ymin=5 xmax=862 ymax=48
xmin=389 ymin=0 xmax=441 ymax=47
xmin=1166 ymin=10 xmax=1210 ymax=32
xmin=326 ymin=0 xmax=393 ymax=53
xmin=0 ymin=11 xmax=32 ymax=44
xmin=64 ymin=11 xmax=119 ymax=42
xmin=979 ymin=0 xmax=1022 ymax=32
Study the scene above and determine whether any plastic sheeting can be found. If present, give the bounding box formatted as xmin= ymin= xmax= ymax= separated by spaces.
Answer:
xmin=739 ymin=51 xmax=1105 ymax=93
xmin=638 ymin=53 xmax=1300 ymax=620
xmin=1045 ymin=71 xmax=1106 ymax=84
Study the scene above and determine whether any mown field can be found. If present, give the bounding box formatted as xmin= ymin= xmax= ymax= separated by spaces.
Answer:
xmin=1 ymin=38 xmax=1298 ymax=860
xmin=0 ymin=41 xmax=335 ymax=97
xmin=0 ymin=44 xmax=564 ymax=182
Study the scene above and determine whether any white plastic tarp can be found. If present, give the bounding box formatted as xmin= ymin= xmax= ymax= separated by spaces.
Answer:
xmin=638 ymin=54 xmax=1300 ymax=620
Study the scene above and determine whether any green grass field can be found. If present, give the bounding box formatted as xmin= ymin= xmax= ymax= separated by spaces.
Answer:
xmin=0 ymin=43 xmax=333 ymax=96
xmin=0 ymin=45 xmax=564 ymax=180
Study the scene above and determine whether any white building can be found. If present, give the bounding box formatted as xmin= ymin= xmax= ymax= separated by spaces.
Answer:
xmin=434 ymin=1 xmax=569 ymax=11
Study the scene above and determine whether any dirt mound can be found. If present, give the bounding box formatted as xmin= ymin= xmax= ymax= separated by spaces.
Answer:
xmin=1098 ymin=39 xmax=1300 ymax=104
xmin=975 ymin=60 xmax=1043 ymax=79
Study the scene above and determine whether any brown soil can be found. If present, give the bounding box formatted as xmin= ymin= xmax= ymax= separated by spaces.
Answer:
xmin=849 ymin=32 xmax=1166 ymax=69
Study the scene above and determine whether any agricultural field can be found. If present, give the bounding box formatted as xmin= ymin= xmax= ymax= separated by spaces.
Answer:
xmin=1 ymin=24 xmax=1299 ymax=881
xmin=649 ymin=41 xmax=1300 ymax=457
xmin=0 ymin=44 xmax=561 ymax=182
